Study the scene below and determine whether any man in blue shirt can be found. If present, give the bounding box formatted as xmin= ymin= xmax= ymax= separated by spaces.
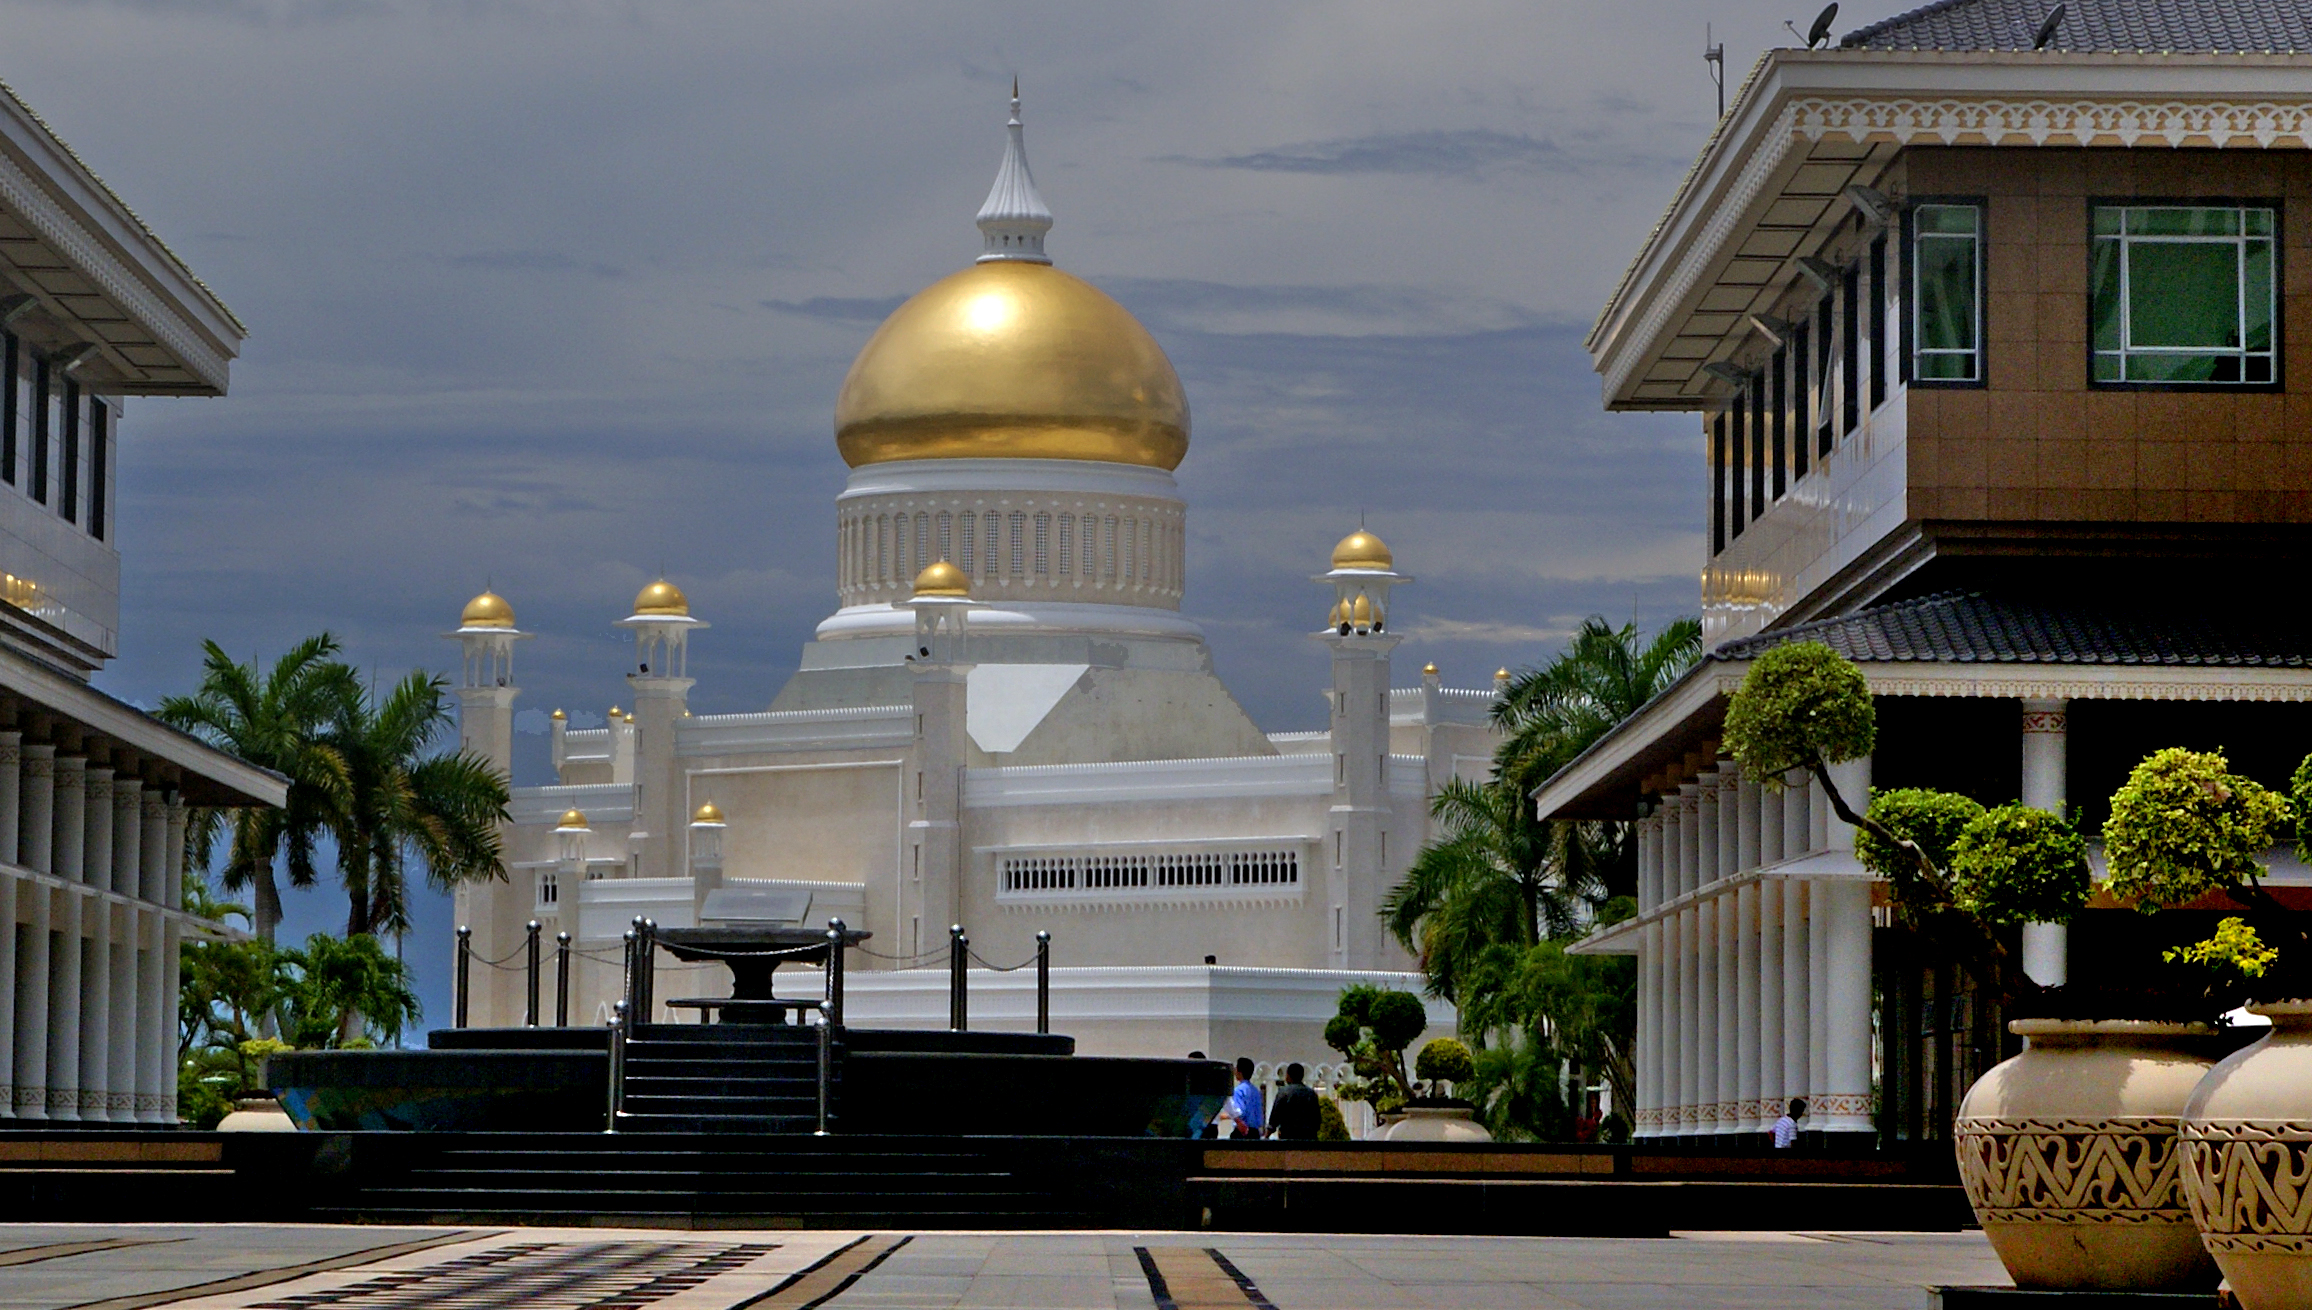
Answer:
xmin=1227 ymin=1057 xmax=1265 ymax=1138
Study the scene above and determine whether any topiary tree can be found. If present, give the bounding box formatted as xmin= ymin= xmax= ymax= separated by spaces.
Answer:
xmin=1325 ymin=984 xmax=1428 ymax=1106
xmin=1316 ymin=1094 xmax=1352 ymax=1141
xmin=1414 ymin=1037 xmax=1474 ymax=1098
xmin=2106 ymin=747 xmax=2305 ymax=999
xmin=1950 ymin=803 xmax=2092 ymax=929
xmin=1726 ymin=642 xmax=2094 ymax=998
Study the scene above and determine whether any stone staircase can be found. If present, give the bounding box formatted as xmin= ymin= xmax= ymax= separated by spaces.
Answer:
xmin=616 ymin=1022 xmax=828 ymax=1134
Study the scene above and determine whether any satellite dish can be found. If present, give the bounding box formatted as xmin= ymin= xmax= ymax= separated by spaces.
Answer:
xmin=2033 ymin=3 xmax=2066 ymax=50
xmin=1806 ymin=2 xmax=1838 ymax=48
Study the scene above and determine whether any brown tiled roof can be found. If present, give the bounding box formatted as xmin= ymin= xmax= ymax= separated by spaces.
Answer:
xmin=1711 ymin=592 xmax=2312 ymax=667
xmin=1839 ymin=0 xmax=2312 ymax=52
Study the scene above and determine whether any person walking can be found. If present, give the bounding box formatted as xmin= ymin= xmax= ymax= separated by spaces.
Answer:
xmin=1269 ymin=1063 xmax=1320 ymax=1140
xmin=1772 ymin=1098 xmax=1806 ymax=1149
xmin=1227 ymin=1057 xmax=1266 ymax=1139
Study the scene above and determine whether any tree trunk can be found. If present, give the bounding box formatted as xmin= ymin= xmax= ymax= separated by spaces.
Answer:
xmin=253 ymin=871 xmax=282 ymax=945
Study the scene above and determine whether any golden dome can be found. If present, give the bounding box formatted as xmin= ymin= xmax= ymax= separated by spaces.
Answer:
xmin=609 ymin=705 xmax=622 ymax=718
xmin=913 ymin=559 xmax=972 ymax=598
xmin=1423 ymin=662 xmax=1438 ymax=675
xmin=1331 ymin=529 xmax=1393 ymax=571
xmin=692 ymin=801 xmax=724 ymax=824
xmin=1495 ymin=667 xmax=1511 ymax=681
xmin=834 ymin=261 xmax=1189 ymax=470
xmin=460 ymin=590 xmax=514 ymax=629
xmin=551 ymin=708 xmax=566 ymax=721
xmin=1349 ymin=593 xmax=1374 ymax=625
xmin=556 ymin=808 xmax=589 ymax=830
xmin=633 ymin=579 xmax=689 ymax=617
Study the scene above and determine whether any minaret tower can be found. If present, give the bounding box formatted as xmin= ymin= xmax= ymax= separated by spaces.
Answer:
xmin=1317 ymin=529 xmax=1406 ymax=968
xmin=447 ymin=589 xmax=529 ymax=776
xmin=618 ymin=580 xmax=705 ymax=883
xmin=902 ymin=560 xmax=978 ymax=965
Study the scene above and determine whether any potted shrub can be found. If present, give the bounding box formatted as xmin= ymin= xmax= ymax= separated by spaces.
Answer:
xmin=1324 ymin=984 xmax=1427 ymax=1132
xmin=1724 ymin=645 xmax=2226 ymax=1293
xmin=1386 ymin=1037 xmax=1492 ymax=1142
xmin=2098 ymin=747 xmax=2312 ymax=1310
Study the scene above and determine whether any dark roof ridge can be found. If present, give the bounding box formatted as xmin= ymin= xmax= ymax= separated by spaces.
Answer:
xmin=1840 ymin=0 xmax=1980 ymax=49
xmin=1708 ymin=591 xmax=2312 ymax=669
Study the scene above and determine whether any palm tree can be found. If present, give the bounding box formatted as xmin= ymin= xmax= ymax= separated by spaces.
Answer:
xmin=327 ymin=669 xmax=510 ymax=939
xmin=1494 ymin=616 xmax=1703 ymax=794
xmin=156 ymin=636 xmax=355 ymax=943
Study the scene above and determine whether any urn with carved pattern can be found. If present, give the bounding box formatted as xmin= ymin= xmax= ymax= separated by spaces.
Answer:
xmin=2180 ymin=1000 xmax=2312 ymax=1310
xmin=1954 ymin=1019 xmax=2224 ymax=1292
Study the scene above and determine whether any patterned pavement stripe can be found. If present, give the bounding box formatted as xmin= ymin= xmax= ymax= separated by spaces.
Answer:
xmin=1134 ymin=1247 xmax=1275 ymax=1310
xmin=246 ymin=1241 xmax=775 ymax=1310
xmin=57 ymin=1231 xmax=489 ymax=1310
xmin=0 ymin=1237 xmax=179 ymax=1267
xmin=727 ymin=1235 xmax=912 ymax=1310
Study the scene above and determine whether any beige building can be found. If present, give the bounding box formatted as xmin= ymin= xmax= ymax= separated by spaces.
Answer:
xmin=450 ymin=95 xmax=1481 ymax=1063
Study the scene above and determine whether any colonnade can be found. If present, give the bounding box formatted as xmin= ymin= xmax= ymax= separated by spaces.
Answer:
xmin=1631 ymin=755 xmax=1874 ymax=1140
xmin=0 ymin=732 xmax=187 ymax=1123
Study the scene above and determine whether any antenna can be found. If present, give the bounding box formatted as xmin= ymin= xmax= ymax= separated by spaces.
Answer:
xmin=1704 ymin=24 xmax=1725 ymax=119
xmin=2033 ymin=3 xmax=2066 ymax=50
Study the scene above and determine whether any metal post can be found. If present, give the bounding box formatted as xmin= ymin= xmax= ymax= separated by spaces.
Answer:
xmin=523 ymin=920 xmax=541 ymax=1027
xmin=604 ymin=1000 xmax=627 ymax=1133
xmin=825 ymin=918 xmax=847 ymax=1030
xmin=1036 ymin=930 xmax=1051 ymax=1035
xmin=815 ymin=1001 xmax=833 ymax=1136
xmin=639 ymin=919 xmax=657 ymax=1022
xmin=953 ymin=926 xmax=970 ymax=1032
xmin=621 ymin=926 xmax=638 ymax=1017
xmin=555 ymin=932 xmax=571 ymax=1027
xmin=454 ymin=926 xmax=472 ymax=1029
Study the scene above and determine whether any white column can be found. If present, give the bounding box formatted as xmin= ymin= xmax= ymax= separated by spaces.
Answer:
xmin=0 ymin=733 xmax=19 ymax=873
xmin=20 ymin=744 xmax=54 ymax=875
xmin=1760 ymin=779 xmax=1785 ymax=867
xmin=12 ymin=882 xmax=46 ymax=1119
xmin=1695 ymin=894 xmax=1719 ymax=1134
xmin=1758 ymin=877 xmax=1784 ymax=1130
xmin=165 ymin=797 xmax=187 ymax=910
xmin=1678 ymin=904 xmax=1699 ymax=1138
xmin=78 ymin=903 xmax=108 ymax=1122
xmin=1736 ymin=770 xmax=1761 ymax=873
xmin=83 ymin=768 xmax=112 ymax=894
xmin=2020 ymin=699 xmax=2068 ymax=987
xmin=1818 ymin=755 xmax=1874 ymax=1138
xmin=156 ymin=924 xmax=180 ymax=1127
xmin=1680 ymin=787 xmax=1701 ymax=899
xmin=1783 ymin=768 xmax=1812 ymax=858
xmin=46 ymin=890 xmax=79 ymax=1121
xmin=107 ymin=909 xmax=134 ymax=1122
xmin=1638 ymin=917 xmax=1660 ymax=1137
xmin=1714 ymin=768 xmax=1740 ymax=1135
xmin=111 ymin=779 xmax=140 ymax=897
xmin=138 ymin=794 xmax=165 ymax=905
xmin=0 ymin=875 xmax=14 ymax=1115
xmin=1638 ymin=813 xmax=1661 ymax=912
xmin=52 ymin=754 xmax=84 ymax=884
xmin=1736 ymin=880 xmax=1761 ymax=1134
xmin=1783 ymin=877 xmax=1811 ymax=1124
xmin=139 ymin=917 xmax=175 ymax=1123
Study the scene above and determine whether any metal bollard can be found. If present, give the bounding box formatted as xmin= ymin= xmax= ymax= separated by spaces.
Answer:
xmin=815 ymin=1001 xmax=833 ymax=1137
xmin=948 ymin=924 xmax=968 ymax=1032
xmin=555 ymin=932 xmax=571 ymax=1027
xmin=454 ymin=926 xmax=472 ymax=1028
xmin=1036 ymin=930 xmax=1051 ymax=1035
xmin=524 ymin=920 xmax=541 ymax=1027
xmin=638 ymin=919 xmax=658 ymax=1022
xmin=621 ymin=926 xmax=638 ymax=1017
xmin=825 ymin=918 xmax=847 ymax=1030
xmin=605 ymin=1000 xmax=627 ymax=1133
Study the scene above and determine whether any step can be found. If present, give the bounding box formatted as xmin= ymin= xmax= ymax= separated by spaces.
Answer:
xmin=351 ymin=1187 xmax=1054 ymax=1212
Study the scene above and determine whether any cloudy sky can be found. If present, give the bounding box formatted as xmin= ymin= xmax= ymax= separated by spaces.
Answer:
xmin=5 ymin=0 xmax=1904 ymax=1014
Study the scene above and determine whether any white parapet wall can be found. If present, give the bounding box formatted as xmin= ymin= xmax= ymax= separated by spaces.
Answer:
xmin=812 ymin=964 xmax=1455 ymax=1066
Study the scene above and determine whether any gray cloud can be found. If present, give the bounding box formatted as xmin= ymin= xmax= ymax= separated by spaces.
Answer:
xmin=761 ymin=295 xmax=911 ymax=323
xmin=1182 ymin=128 xmax=1582 ymax=178
xmin=449 ymin=250 xmax=623 ymax=278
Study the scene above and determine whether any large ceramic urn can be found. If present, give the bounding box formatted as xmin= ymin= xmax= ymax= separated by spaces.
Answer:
xmin=2180 ymin=1001 xmax=2312 ymax=1310
xmin=1954 ymin=1019 xmax=2223 ymax=1292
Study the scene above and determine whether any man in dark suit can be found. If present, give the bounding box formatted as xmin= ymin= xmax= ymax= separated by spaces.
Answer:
xmin=1269 ymin=1062 xmax=1321 ymax=1140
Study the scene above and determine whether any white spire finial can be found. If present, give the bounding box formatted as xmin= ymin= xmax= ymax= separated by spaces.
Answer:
xmin=976 ymin=79 xmax=1053 ymax=265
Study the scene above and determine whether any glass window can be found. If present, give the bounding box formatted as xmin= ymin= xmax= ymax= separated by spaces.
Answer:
xmin=2092 ymin=205 xmax=2275 ymax=384
xmin=1911 ymin=204 xmax=1981 ymax=382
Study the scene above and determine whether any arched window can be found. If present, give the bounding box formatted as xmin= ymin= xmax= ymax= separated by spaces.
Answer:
xmin=958 ymin=511 xmax=976 ymax=574
xmin=1033 ymin=512 xmax=1050 ymax=574
xmin=1009 ymin=512 xmax=1026 ymax=574
xmin=937 ymin=511 xmax=952 ymax=565
xmin=1056 ymin=514 xmax=1073 ymax=578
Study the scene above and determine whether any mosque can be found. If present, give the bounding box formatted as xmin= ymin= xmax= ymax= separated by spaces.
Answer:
xmin=446 ymin=95 xmax=1491 ymax=1062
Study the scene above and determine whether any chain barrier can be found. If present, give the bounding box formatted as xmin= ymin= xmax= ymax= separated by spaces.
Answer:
xmin=966 ymin=948 xmax=1038 ymax=973
xmin=851 ymin=942 xmax=946 ymax=965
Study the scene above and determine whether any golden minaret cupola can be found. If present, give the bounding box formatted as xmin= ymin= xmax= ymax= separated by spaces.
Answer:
xmin=1319 ymin=528 xmax=1408 ymax=636
xmin=818 ymin=87 xmax=1200 ymax=648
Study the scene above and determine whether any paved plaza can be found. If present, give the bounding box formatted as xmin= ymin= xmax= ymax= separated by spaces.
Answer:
xmin=0 ymin=1224 xmax=2011 ymax=1309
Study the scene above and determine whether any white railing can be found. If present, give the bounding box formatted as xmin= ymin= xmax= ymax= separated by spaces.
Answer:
xmin=996 ymin=843 xmax=1305 ymax=904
